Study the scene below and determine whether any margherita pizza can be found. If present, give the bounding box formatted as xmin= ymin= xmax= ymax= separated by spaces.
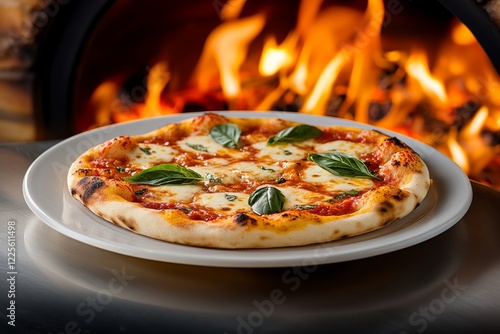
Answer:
xmin=67 ymin=113 xmax=430 ymax=249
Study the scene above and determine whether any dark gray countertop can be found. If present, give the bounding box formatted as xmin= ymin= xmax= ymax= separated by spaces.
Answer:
xmin=1 ymin=140 xmax=500 ymax=334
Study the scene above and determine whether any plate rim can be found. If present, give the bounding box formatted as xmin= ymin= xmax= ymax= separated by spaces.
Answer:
xmin=22 ymin=111 xmax=473 ymax=267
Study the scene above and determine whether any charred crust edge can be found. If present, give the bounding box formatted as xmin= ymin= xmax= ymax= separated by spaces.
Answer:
xmin=378 ymin=200 xmax=394 ymax=213
xmin=234 ymin=213 xmax=257 ymax=226
xmin=76 ymin=176 xmax=105 ymax=204
xmin=386 ymin=137 xmax=408 ymax=149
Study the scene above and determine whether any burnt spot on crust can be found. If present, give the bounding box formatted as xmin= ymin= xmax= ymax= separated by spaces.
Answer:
xmin=74 ymin=168 xmax=97 ymax=177
xmin=329 ymin=229 xmax=340 ymax=239
xmin=234 ymin=213 xmax=257 ymax=226
xmin=378 ymin=200 xmax=394 ymax=213
xmin=386 ymin=137 xmax=408 ymax=149
xmin=392 ymin=191 xmax=407 ymax=201
xmin=76 ymin=176 xmax=105 ymax=204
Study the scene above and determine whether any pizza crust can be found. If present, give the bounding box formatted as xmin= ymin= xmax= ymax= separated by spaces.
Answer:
xmin=68 ymin=113 xmax=430 ymax=249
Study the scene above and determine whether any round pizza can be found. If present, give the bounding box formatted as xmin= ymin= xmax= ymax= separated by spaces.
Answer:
xmin=67 ymin=113 xmax=431 ymax=249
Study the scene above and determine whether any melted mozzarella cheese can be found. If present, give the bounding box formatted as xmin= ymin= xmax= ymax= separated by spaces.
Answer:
xmin=129 ymin=144 xmax=179 ymax=168
xmin=147 ymin=184 xmax=203 ymax=203
xmin=252 ymin=142 xmax=308 ymax=161
xmin=203 ymin=158 xmax=231 ymax=166
xmin=314 ymin=140 xmax=375 ymax=156
xmin=194 ymin=192 xmax=249 ymax=214
xmin=189 ymin=165 xmax=241 ymax=184
xmin=228 ymin=161 xmax=283 ymax=182
xmin=275 ymin=186 xmax=331 ymax=210
xmin=177 ymin=135 xmax=246 ymax=158
xmin=301 ymin=164 xmax=374 ymax=192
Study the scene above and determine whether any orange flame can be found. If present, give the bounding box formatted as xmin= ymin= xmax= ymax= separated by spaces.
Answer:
xmin=452 ymin=22 xmax=476 ymax=46
xmin=142 ymin=62 xmax=170 ymax=116
xmin=301 ymin=53 xmax=347 ymax=114
xmin=458 ymin=106 xmax=496 ymax=176
xmin=405 ymin=50 xmax=447 ymax=106
xmin=259 ymin=34 xmax=297 ymax=77
xmin=463 ymin=106 xmax=488 ymax=137
xmin=448 ymin=128 xmax=470 ymax=174
xmin=89 ymin=80 xmax=120 ymax=127
xmin=193 ymin=14 xmax=265 ymax=99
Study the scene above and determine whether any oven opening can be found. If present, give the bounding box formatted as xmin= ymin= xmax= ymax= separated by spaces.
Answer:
xmin=34 ymin=0 xmax=500 ymax=188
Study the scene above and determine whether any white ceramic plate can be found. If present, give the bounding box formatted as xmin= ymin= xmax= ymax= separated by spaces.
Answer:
xmin=23 ymin=111 xmax=472 ymax=267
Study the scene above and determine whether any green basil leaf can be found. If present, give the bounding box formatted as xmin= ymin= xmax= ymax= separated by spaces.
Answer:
xmin=206 ymin=173 xmax=222 ymax=183
xmin=187 ymin=143 xmax=208 ymax=152
xmin=334 ymin=189 xmax=360 ymax=200
xmin=308 ymin=152 xmax=379 ymax=179
xmin=248 ymin=186 xmax=286 ymax=215
xmin=225 ymin=194 xmax=237 ymax=201
xmin=276 ymin=177 xmax=286 ymax=184
xmin=123 ymin=164 xmax=203 ymax=185
xmin=209 ymin=124 xmax=241 ymax=148
xmin=296 ymin=204 xmax=318 ymax=210
xmin=267 ymin=124 xmax=322 ymax=145
xmin=140 ymin=147 xmax=152 ymax=155
xmin=260 ymin=166 xmax=275 ymax=172
xmin=134 ymin=188 xmax=147 ymax=196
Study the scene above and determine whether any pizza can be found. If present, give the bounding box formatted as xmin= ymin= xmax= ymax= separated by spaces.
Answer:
xmin=67 ymin=113 xmax=431 ymax=249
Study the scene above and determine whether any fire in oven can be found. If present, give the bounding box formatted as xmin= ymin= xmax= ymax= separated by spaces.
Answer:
xmin=33 ymin=0 xmax=500 ymax=189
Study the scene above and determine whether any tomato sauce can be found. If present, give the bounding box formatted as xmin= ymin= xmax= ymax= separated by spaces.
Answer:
xmin=91 ymin=158 xmax=132 ymax=178
xmin=316 ymin=130 xmax=353 ymax=143
xmin=141 ymin=202 xmax=176 ymax=210
xmin=309 ymin=199 xmax=357 ymax=216
xmin=92 ymin=158 xmax=124 ymax=169
xmin=140 ymin=202 xmax=221 ymax=221
xmin=186 ymin=209 xmax=220 ymax=221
